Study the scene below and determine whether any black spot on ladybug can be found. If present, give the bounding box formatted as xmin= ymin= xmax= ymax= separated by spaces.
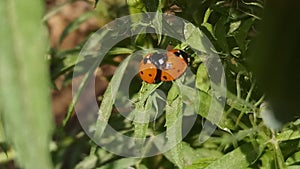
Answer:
xmin=140 ymin=71 xmax=144 ymax=75
xmin=162 ymin=75 xmax=167 ymax=80
xmin=177 ymin=69 xmax=181 ymax=72
xmin=148 ymin=74 xmax=153 ymax=77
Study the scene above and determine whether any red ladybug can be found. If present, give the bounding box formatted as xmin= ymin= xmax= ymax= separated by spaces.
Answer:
xmin=139 ymin=49 xmax=189 ymax=84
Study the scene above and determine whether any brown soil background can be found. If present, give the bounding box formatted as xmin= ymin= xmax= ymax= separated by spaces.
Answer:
xmin=46 ymin=0 xmax=124 ymax=124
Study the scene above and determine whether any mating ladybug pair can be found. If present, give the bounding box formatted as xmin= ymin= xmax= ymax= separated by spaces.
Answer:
xmin=139 ymin=49 xmax=190 ymax=84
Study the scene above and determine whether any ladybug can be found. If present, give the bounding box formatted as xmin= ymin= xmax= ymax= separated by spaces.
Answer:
xmin=139 ymin=49 xmax=189 ymax=84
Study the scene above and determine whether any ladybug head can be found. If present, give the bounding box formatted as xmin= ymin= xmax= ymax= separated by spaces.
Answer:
xmin=148 ymin=53 xmax=168 ymax=69
xmin=171 ymin=49 xmax=191 ymax=65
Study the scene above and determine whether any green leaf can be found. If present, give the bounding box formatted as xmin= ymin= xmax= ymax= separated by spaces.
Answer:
xmin=273 ymin=139 xmax=286 ymax=169
xmin=165 ymin=83 xmax=184 ymax=168
xmin=0 ymin=1 xmax=53 ymax=169
xmin=164 ymin=142 xmax=220 ymax=169
xmin=107 ymin=47 xmax=134 ymax=56
xmin=59 ymin=11 xmax=96 ymax=44
xmin=94 ymin=54 xmax=133 ymax=140
xmin=184 ymin=158 xmax=217 ymax=169
xmin=96 ymin=148 xmax=115 ymax=164
xmin=138 ymin=164 xmax=149 ymax=169
xmin=133 ymin=97 xmax=151 ymax=138
xmin=127 ymin=0 xmax=146 ymax=20
xmin=96 ymin=158 xmax=138 ymax=169
xmin=228 ymin=21 xmax=241 ymax=35
xmin=260 ymin=150 xmax=275 ymax=169
xmin=201 ymin=8 xmax=215 ymax=39
xmin=180 ymin=85 xmax=199 ymax=116
xmin=205 ymin=143 xmax=258 ymax=169
xmin=226 ymin=90 xmax=256 ymax=112
xmin=0 ymin=149 xmax=15 ymax=164
xmin=189 ymin=149 xmax=223 ymax=168
xmin=95 ymin=0 xmax=100 ymax=8
xmin=75 ymin=155 xmax=97 ymax=169
xmin=50 ymin=54 xmax=78 ymax=81
xmin=0 ymin=117 xmax=6 ymax=144
xmin=152 ymin=12 xmax=163 ymax=45
xmin=286 ymin=151 xmax=300 ymax=166
xmin=184 ymin=23 xmax=211 ymax=53
xmin=277 ymin=129 xmax=300 ymax=142
xmin=62 ymin=62 xmax=95 ymax=126
xmin=133 ymin=82 xmax=162 ymax=153
xmin=197 ymin=91 xmax=234 ymax=130
xmin=279 ymin=139 xmax=300 ymax=161
xmin=232 ymin=18 xmax=255 ymax=54
xmin=287 ymin=165 xmax=300 ymax=169
xmin=196 ymin=64 xmax=210 ymax=92
xmin=214 ymin=16 xmax=229 ymax=53
xmin=241 ymin=1 xmax=264 ymax=9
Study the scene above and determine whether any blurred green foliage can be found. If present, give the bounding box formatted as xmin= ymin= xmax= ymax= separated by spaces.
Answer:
xmin=0 ymin=0 xmax=53 ymax=169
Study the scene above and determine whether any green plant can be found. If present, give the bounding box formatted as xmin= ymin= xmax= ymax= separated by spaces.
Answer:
xmin=1 ymin=0 xmax=300 ymax=169
xmin=0 ymin=1 xmax=53 ymax=169
xmin=50 ymin=0 xmax=300 ymax=168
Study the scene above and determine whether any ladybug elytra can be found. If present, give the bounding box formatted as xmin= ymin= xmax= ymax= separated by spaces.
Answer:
xmin=139 ymin=49 xmax=189 ymax=84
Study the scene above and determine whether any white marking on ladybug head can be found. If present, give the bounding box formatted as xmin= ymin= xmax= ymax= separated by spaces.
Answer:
xmin=158 ymin=58 xmax=165 ymax=65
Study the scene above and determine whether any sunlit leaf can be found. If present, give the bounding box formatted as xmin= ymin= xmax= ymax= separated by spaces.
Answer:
xmin=205 ymin=143 xmax=258 ymax=169
xmin=75 ymin=155 xmax=97 ymax=169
